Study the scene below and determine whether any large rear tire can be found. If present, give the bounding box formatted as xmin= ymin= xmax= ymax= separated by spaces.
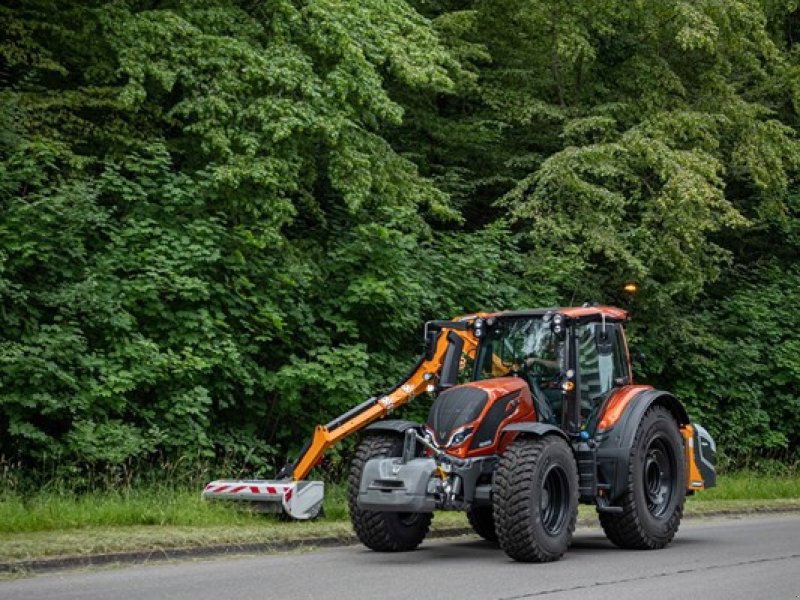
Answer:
xmin=599 ymin=405 xmax=686 ymax=549
xmin=493 ymin=435 xmax=578 ymax=562
xmin=347 ymin=433 xmax=432 ymax=552
xmin=467 ymin=505 xmax=497 ymax=542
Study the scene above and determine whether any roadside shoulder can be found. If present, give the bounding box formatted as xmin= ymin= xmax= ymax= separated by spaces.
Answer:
xmin=2 ymin=499 xmax=800 ymax=577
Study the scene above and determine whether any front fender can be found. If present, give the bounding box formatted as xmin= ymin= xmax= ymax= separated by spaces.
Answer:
xmin=364 ymin=419 xmax=421 ymax=435
xmin=501 ymin=422 xmax=569 ymax=441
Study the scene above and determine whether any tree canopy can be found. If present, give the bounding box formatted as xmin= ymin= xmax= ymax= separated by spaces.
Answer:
xmin=1 ymin=0 xmax=798 ymax=477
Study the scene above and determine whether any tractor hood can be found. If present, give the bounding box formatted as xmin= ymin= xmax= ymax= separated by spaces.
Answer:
xmin=426 ymin=377 xmax=535 ymax=458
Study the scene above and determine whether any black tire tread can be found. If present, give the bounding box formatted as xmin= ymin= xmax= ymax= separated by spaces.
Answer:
xmin=347 ymin=434 xmax=432 ymax=552
xmin=494 ymin=435 xmax=578 ymax=562
xmin=466 ymin=505 xmax=497 ymax=542
xmin=599 ymin=405 xmax=685 ymax=550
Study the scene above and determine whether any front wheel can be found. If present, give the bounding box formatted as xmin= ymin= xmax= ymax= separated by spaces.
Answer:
xmin=599 ymin=405 xmax=686 ymax=549
xmin=347 ymin=433 xmax=432 ymax=552
xmin=467 ymin=505 xmax=497 ymax=542
xmin=493 ymin=435 xmax=578 ymax=562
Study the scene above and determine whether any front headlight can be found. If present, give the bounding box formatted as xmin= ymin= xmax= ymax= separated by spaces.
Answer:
xmin=448 ymin=427 xmax=474 ymax=447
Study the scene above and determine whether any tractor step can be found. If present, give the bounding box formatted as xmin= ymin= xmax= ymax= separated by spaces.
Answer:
xmin=575 ymin=444 xmax=597 ymax=501
xmin=202 ymin=479 xmax=324 ymax=520
xmin=595 ymin=495 xmax=624 ymax=514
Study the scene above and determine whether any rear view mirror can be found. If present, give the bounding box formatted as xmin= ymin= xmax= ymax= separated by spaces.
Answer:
xmin=424 ymin=327 xmax=440 ymax=361
xmin=423 ymin=319 xmax=468 ymax=361
xmin=439 ymin=332 xmax=465 ymax=389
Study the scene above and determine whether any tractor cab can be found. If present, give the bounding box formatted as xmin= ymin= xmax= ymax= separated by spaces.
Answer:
xmin=473 ymin=314 xmax=564 ymax=425
xmin=469 ymin=308 xmax=632 ymax=436
xmin=416 ymin=307 xmax=637 ymax=465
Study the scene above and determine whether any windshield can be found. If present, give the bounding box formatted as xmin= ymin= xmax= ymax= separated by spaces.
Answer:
xmin=475 ymin=317 xmax=564 ymax=380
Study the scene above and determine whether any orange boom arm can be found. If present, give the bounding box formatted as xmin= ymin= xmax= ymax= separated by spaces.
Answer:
xmin=278 ymin=320 xmax=480 ymax=482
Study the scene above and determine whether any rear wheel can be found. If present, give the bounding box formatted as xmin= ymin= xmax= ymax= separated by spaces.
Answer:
xmin=493 ymin=435 xmax=578 ymax=562
xmin=467 ymin=505 xmax=497 ymax=542
xmin=347 ymin=433 xmax=432 ymax=552
xmin=599 ymin=405 xmax=686 ymax=549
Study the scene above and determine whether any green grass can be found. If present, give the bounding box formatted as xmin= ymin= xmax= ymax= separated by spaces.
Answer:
xmin=0 ymin=482 xmax=354 ymax=535
xmin=0 ymin=481 xmax=469 ymax=562
xmin=689 ymin=471 xmax=800 ymax=501
xmin=0 ymin=488 xmax=256 ymax=534
xmin=0 ymin=472 xmax=798 ymax=563
xmin=3 ymin=472 xmax=797 ymax=535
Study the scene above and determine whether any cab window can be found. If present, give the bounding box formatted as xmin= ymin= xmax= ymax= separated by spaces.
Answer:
xmin=576 ymin=323 xmax=626 ymax=423
xmin=476 ymin=317 xmax=563 ymax=380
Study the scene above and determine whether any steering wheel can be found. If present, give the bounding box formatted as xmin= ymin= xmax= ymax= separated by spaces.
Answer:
xmin=527 ymin=358 xmax=547 ymax=377
xmin=523 ymin=356 xmax=563 ymax=390
xmin=519 ymin=356 xmax=547 ymax=377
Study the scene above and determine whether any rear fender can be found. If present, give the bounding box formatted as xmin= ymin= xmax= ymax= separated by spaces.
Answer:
xmin=596 ymin=389 xmax=693 ymax=503
xmin=598 ymin=389 xmax=689 ymax=449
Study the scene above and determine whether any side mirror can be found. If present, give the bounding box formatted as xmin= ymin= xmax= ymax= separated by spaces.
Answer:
xmin=597 ymin=335 xmax=613 ymax=355
xmin=439 ymin=332 xmax=464 ymax=389
xmin=423 ymin=327 xmax=440 ymax=361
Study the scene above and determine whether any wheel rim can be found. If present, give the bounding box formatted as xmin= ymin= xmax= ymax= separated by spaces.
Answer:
xmin=540 ymin=463 xmax=570 ymax=536
xmin=643 ymin=435 xmax=676 ymax=518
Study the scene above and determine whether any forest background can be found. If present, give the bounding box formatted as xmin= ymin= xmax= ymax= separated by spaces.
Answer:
xmin=1 ymin=0 xmax=799 ymax=490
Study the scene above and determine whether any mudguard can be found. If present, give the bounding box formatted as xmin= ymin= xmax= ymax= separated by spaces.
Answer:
xmin=501 ymin=422 xmax=569 ymax=441
xmin=364 ymin=419 xmax=421 ymax=434
xmin=598 ymin=389 xmax=689 ymax=447
xmin=595 ymin=389 xmax=691 ymax=503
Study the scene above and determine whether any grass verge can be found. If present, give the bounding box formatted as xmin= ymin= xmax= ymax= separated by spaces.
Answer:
xmin=1 ymin=472 xmax=798 ymax=563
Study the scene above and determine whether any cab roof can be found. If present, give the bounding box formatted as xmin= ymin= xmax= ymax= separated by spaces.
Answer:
xmin=488 ymin=305 xmax=628 ymax=322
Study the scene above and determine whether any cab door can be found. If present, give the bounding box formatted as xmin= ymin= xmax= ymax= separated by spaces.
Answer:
xmin=574 ymin=322 xmax=629 ymax=431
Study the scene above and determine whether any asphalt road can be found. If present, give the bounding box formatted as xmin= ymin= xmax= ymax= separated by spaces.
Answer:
xmin=3 ymin=514 xmax=799 ymax=600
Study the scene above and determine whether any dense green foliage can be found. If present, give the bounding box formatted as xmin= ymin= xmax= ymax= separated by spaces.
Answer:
xmin=1 ymin=0 xmax=798 ymax=478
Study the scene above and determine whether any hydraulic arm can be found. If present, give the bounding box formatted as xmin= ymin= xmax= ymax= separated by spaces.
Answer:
xmin=202 ymin=318 xmax=479 ymax=518
xmin=278 ymin=320 xmax=479 ymax=481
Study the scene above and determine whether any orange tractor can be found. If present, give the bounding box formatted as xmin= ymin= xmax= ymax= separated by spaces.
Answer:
xmin=204 ymin=306 xmax=716 ymax=562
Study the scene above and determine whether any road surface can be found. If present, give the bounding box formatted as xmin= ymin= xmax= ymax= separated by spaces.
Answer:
xmin=3 ymin=514 xmax=799 ymax=600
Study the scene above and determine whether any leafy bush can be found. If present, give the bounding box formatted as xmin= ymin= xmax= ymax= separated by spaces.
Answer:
xmin=0 ymin=0 xmax=799 ymax=483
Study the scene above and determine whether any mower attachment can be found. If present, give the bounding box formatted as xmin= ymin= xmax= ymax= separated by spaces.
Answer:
xmin=202 ymin=480 xmax=324 ymax=520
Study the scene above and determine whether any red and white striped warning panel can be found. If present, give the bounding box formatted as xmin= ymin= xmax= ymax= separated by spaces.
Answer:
xmin=202 ymin=479 xmax=324 ymax=520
